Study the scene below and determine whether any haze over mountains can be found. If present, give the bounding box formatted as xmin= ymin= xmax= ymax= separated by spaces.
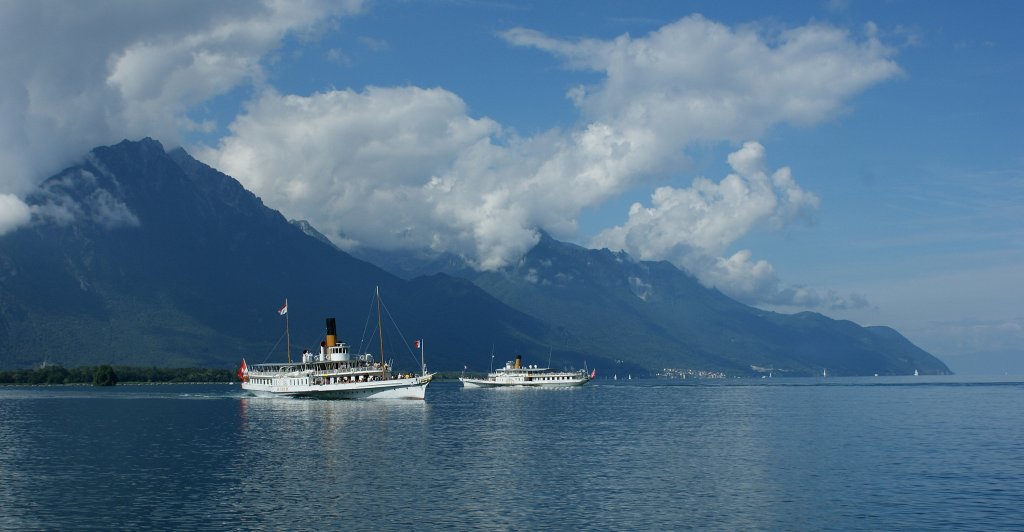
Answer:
xmin=0 ymin=139 xmax=950 ymax=376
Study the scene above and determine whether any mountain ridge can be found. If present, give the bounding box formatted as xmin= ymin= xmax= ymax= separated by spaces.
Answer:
xmin=357 ymin=231 xmax=950 ymax=376
xmin=0 ymin=138 xmax=951 ymax=376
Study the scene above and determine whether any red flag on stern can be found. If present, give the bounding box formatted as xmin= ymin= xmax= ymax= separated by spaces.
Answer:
xmin=278 ymin=299 xmax=288 ymax=316
xmin=237 ymin=359 xmax=249 ymax=382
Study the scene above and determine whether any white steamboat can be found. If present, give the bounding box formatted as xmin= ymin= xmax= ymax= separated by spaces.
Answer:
xmin=240 ymin=291 xmax=434 ymax=400
xmin=460 ymin=355 xmax=592 ymax=388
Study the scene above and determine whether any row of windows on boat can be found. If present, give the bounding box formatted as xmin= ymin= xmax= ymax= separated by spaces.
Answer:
xmin=248 ymin=374 xmax=418 ymax=387
xmin=258 ymin=361 xmax=383 ymax=372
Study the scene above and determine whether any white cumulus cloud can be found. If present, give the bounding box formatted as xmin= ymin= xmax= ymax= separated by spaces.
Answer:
xmin=594 ymin=142 xmax=817 ymax=258
xmin=502 ymin=14 xmax=901 ymax=148
xmin=201 ymin=15 xmax=899 ymax=279
xmin=591 ymin=142 xmax=866 ymax=308
xmin=198 ymin=87 xmax=655 ymax=269
xmin=0 ymin=0 xmax=361 ymax=231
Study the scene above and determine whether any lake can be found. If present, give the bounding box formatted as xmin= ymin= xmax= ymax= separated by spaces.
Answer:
xmin=1 ymin=377 xmax=1022 ymax=530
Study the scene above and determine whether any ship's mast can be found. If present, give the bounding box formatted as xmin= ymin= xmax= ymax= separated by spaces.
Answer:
xmin=285 ymin=298 xmax=291 ymax=363
xmin=376 ymin=286 xmax=386 ymax=380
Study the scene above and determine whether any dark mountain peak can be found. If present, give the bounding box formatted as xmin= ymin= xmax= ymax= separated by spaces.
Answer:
xmin=45 ymin=138 xmax=286 ymax=236
xmin=114 ymin=136 xmax=164 ymax=152
xmin=88 ymin=137 xmax=170 ymax=172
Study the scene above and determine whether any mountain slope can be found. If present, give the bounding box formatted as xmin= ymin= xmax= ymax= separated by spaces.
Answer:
xmin=367 ymin=233 xmax=951 ymax=376
xmin=0 ymin=139 xmax=566 ymax=371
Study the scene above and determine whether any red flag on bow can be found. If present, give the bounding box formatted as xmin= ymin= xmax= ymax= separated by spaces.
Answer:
xmin=237 ymin=359 xmax=249 ymax=382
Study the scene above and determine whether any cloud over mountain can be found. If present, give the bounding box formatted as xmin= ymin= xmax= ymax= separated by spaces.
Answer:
xmin=202 ymin=14 xmax=897 ymax=303
xmin=0 ymin=0 xmax=362 ymax=231
xmin=0 ymin=194 xmax=31 ymax=235
xmin=1 ymin=5 xmax=897 ymax=307
xmin=589 ymin=141 xmax=861 ymax=307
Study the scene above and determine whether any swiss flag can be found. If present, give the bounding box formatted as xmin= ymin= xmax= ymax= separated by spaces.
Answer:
xmin=237 ymin=359 xmax=249 ymax=382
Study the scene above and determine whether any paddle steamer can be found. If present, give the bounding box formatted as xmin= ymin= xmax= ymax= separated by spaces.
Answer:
xmin=240 ymin=290 xmax=433 ymax=399
xmin=460 ymin=355 xmax=592 ymax=388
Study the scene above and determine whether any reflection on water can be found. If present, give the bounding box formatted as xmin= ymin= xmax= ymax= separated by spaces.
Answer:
xmin=232 ymin=396 xmax=431 ymax=529
xmin=0 ymin=379 xmax=1022 ymax=530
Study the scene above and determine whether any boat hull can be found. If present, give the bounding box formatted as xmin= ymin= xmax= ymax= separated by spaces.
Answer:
xmin=459 ymin=376 xmax=589 ymax=388
xmin=243 ymin=375 xmax=432 ymax=400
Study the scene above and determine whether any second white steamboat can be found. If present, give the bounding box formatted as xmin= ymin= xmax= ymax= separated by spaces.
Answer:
xmin=460 ymin=355 xmax=593 ymax=388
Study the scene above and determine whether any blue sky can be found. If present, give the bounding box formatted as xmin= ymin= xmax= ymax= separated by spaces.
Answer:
xmin=1 ymin=1 xmax=1021 ymax=373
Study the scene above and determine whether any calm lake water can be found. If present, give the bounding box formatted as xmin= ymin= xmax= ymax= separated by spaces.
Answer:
xmin=1 ymin=377 xmax=1022 ymax=530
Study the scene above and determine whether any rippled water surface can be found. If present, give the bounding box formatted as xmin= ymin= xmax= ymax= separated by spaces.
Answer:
xmin=2 ymin=377 xmax=1023 ymax=530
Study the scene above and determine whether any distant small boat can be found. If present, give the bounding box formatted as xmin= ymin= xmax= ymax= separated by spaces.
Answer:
xmin=460 ymin=355 xmax=593 ymax=388
xmin=914 ymin=369 xmax=919 ymax=377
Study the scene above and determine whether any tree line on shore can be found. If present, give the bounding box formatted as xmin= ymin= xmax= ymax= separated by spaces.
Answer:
xmin=0 ymin=365 xmax=235 ymax=385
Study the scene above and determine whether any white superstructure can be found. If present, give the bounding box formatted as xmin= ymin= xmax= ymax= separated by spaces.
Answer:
xmin=460 ymin=355 xmax=592 ymax=388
